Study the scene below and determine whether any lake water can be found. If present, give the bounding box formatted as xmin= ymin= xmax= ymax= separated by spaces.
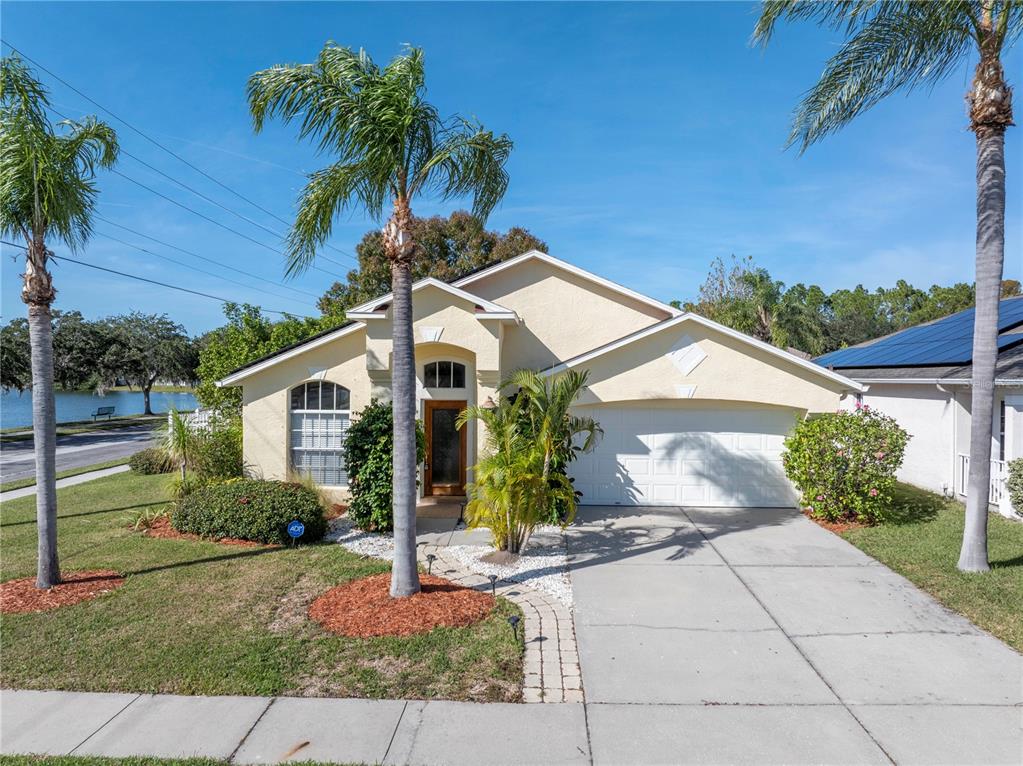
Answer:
xmin=1 ymin=389 xmax=199 ymax=430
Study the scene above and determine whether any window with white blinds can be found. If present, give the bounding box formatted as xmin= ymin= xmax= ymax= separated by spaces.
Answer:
xmin=289 ymin=381 xmax=350 ymax=486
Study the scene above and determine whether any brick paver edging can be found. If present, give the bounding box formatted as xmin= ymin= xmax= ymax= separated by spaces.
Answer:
xmin=417 ymin=544 xmax=582 ymax=703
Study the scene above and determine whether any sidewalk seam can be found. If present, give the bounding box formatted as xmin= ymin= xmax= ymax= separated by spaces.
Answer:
xmin=381 ymin=699 xmax=409 ymax=765
xmin=67 ymin=693 xmax=141 ymax=754
xmin=227 ymin=696 xmax=276 ymax=763
xmin=679 ymin=508 xmax=899 ymax=766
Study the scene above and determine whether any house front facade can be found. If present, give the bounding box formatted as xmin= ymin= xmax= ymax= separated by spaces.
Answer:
xmin=219 ymin=251 xmax=862 ymax=507
xmin=816 ymin=297 xmax=1023 ymax=518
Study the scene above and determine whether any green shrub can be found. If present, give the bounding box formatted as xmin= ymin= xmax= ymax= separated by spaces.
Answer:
xmin=192 ymin=415 xmax=244 ymax=480
xmin=172 ymin=479 xmax=326 ymax=544
xmin=782 ymin=404 xmax=909 ymax=523
xmin=343 ymin=401 xmax=425 ymax=532
xmin=1007 ymin=458 xmax=1023 ymax=515
xmin=129 ymin=447 xmax=175 ymax=475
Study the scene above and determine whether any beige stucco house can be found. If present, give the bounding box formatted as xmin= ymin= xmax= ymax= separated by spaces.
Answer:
xmin=219 ymin=251 xmax=862 ymax=507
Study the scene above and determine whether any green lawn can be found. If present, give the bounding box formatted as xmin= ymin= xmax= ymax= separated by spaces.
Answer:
xmin=0 ymin=458 xmax=130 ymax=493
xmin=841 ymin=484 xmax=1023 ymax=651
xmin=0 ymin=472 xmax=522 ymax=700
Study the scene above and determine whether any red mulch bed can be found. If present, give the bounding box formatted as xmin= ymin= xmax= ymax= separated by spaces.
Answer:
xmin=326 ymin=503 xmax=347 ymax=520
xmin=141 ymin=516 xmax=264 ymax=547
xmin=0 ymin=570 xmax=124 ymax=614
xmin=801 ymin=508 xmax=870 ymax=534
xmin=308 ymin=572 xmax=495 ymax=637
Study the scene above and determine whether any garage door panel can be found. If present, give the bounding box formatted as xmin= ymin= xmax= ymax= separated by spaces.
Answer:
xmin=572 ymin=405 xmax=797 ymax=508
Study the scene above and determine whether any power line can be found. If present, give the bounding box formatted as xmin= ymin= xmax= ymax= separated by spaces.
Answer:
xmin=0 ymin=239 xmax=310 ymax=317
xmin=5 ymin=40 xmax=359 ymax=264
xmin=93 ymin=214 xmax=320 ymax=299
xmin=93 ymin=228 xmax=315 ymax=310
xmin=109 ymin=167 xmax=340 ymax=278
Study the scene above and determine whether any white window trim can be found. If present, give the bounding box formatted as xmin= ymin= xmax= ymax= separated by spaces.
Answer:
xmin=289 ymin=382 xmax=351 ymax=488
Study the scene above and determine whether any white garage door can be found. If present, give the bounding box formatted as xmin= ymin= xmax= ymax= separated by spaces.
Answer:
xmin=570 ymin=405 xmax=798 ymax=507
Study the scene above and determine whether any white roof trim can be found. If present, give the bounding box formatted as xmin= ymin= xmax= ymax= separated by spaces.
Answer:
xmin=543 ymin=312 xmax=865 ymax=392
xmin=345 ymin=277 xmax=518 ymax=319
xmin=853 ymin=377 xmax=1023 ymax=386
xmin=217 ymin=322 xmax=366 ymax=386
xmin=453 ymin=250 xmax=682 ymax=318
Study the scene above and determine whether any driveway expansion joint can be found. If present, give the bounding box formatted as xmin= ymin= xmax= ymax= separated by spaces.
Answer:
xmin=677 ymin=507 xmax=899 ymax=766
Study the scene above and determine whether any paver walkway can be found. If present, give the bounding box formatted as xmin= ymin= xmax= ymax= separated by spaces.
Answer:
xmin=568 ymin=505 xmax=1022 ymax=765
xmin=2 ymin=505 xmax=1021 ymax=765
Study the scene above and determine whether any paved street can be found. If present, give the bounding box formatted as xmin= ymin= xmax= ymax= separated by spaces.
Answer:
xmin=0 ymin=424 xmax=156 ymax=484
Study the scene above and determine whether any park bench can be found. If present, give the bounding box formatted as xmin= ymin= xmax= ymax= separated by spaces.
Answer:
xmin=91 ymin=406 xmax=116 ymax=421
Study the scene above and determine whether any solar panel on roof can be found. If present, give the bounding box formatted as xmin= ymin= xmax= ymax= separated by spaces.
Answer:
xmin=815 ymin=297 xmax=1023 ymax=368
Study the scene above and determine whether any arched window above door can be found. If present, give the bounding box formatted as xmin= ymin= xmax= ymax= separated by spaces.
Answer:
xmin=424 ymin=361 xmax=466 ymax=388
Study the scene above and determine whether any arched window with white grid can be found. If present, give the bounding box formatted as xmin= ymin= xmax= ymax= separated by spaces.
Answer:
xmin=289 ymin=381 xmax=350 ymax=486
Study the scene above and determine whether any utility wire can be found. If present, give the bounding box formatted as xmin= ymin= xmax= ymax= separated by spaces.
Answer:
xmin=109 ymin=168 xmax=338 ymax=278
xmin=5 ymin=40 xmax=359 ymax=263
xmin=0 ymin=239 xmax=310 ymax=317
xmin=93 ymin=214 xmax=320 ymax=299
xmin=93 ymin=228 xmax=315 ymax=310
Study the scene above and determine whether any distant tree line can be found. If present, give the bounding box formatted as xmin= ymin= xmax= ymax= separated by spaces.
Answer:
xmin=0 ymin=310 xmax=197 ymax=414
xmin=675 ymin=256 xmax=1022 ymax=357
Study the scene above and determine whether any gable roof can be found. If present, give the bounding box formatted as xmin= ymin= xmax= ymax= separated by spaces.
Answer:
xmin=815 ymin=296 xmax=1023 ymax=369
xmin=345 ymin=277 xmax=518 ymax=320
xmin=542 ymin=312 xmax=864 ymax=391
xmin=453 ymin=250 xmax=682 ymax=318
xmin=218 ymin=250 xmax=680 ymax=387
xmin=217 ymin=321 xmax=365 ymax=386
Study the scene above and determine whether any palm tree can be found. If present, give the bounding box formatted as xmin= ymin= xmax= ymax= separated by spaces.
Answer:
xmin=754 ymin=1 xmax=1019 ymax=573
xmin=507 ymin=369 xmax=602 ymax=493
xmin=0 ymin=56 xmax=119 ymax=589
xmin=161 ymin=409 xmax=195 ymax=482
xmin=248 ymin=44 xmax=513 ymax=596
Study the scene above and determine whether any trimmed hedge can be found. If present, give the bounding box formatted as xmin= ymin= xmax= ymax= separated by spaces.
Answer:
xmin=129 ymin=447 xmax=175 ymax=475
xmin=1007 ymin=458 xmax=1023 ymax=515
xmin=172 ymin=479 xmax=326 ymax=544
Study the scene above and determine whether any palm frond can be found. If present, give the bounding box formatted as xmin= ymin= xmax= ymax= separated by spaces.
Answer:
xmin=413 ymin=119 xmax=513 ymax=222
xmin=782 ymin=3 xmax=975 ymax=150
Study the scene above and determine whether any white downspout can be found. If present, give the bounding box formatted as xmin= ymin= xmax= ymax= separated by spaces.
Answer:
xmin=938 ymin=383 xmax=957 ymax=498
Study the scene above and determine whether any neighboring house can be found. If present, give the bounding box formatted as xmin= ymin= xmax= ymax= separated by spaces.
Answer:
xmin=219 ymin=250 xmax=861 ymax=507
xmin=816 ymin=296 xmax=1023 ymax=518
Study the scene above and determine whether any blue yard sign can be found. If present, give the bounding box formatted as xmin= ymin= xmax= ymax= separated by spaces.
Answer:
xmin=287 ymin=520 xmax=305 ymax=539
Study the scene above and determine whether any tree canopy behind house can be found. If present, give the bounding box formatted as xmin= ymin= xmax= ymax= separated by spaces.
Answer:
xmin=674 ymin=256 xmax=1022 ymax=356
xmin=317 ymin=211 xmax=547 ymax=317
xmin=194 ymin=303 xmax=342 ymax=412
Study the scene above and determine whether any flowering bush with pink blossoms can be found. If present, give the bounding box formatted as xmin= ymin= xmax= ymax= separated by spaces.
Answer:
xmin=782 ymin=404 xmax=909 ymax=523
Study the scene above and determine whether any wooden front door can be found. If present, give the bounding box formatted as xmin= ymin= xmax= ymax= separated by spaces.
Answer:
xmin=424 ymin=399 xmax=467 ymax=496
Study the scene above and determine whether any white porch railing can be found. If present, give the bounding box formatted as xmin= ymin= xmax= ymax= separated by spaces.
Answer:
xmin=169 ymin=408 xmax=214 ymax=432
xmin=957 ymin=453 xmax=1008 ymax=505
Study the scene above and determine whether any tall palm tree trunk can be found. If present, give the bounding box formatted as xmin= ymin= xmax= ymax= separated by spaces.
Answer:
xmin=388 ymin=198 xmax=421 ymax=597
xmin=959 ymin=29 xmax=1012 ymax=573
xmin=24 ymin=242 xmax=60 ymax=588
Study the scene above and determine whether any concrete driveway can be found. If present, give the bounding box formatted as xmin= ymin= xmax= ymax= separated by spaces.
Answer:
xmin=568 ymin=505 xmax=1022 ymax=765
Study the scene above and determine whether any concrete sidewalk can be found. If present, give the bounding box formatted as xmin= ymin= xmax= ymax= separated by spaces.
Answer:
xmin=0 ymin=464 xmax=130 ymax=503
xmin=0 ymin=689 xmax=590 ymax=765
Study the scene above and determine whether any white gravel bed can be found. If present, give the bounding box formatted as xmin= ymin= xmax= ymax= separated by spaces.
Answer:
xmin=445 ymin=535 xmax=572 ymax=607
xmin=325 ymin=518 xmax=573 ymax=606
xmin=325 ymin=517 xmax=395 ymax=561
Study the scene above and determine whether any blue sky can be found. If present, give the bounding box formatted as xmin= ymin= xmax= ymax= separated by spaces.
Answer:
xmin=2 ymin=1 xmax=1020 ymax=335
